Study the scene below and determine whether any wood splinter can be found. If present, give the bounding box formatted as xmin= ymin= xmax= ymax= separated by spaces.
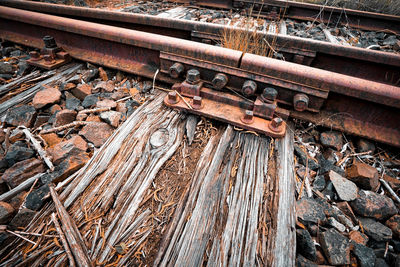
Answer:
xmin=49 ymin=184 xmax=93 ymax=267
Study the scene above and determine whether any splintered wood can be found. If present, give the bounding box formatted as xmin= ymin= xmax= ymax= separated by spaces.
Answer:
xmin=0 ymin=92 xmax=296 ymax=266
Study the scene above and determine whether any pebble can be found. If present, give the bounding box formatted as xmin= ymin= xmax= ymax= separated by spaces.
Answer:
xmin=5 ymin=105 xmax=37 ymax=128
xmin=329 ymin=170 xmax=358 ymax=201
xmin=320 ymin=131 xmax=343 ymax=151
xmin=320 ymin=228 xmax=350 ymax=265
xmin=79 ymin=122 xmax=114 ymax=147
xmin=385 ymin=215 xmax=400 ymax=239
xmin=296 ymin=197 xmax=326 ymax=224
xmin=296 ymin=229 xmax=317 ymax=261
xmin=0 ymin=201 xmax=15 ymax=224
xmin=350 ymin=190 xmax=397 ymax=220
xmin=346 ymin=161 xmax=379 ymax=191
xmin=100 ymin=111 xmax=121 ymax=128
xmin=33 ymin=87 xmax=61 ymax=109
xmin=359 ymin=217 xmax=392 ymax=242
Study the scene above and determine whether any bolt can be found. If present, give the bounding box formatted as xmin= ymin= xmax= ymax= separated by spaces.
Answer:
xmin=186 ymin=69 xmax=201 ymax=84
xmin=212 ymin=73 xmax=228 ymax=90
xmin=29 ymin=51 xmax=40 ymax=61
xmin=169 ymin=63 xmax=184 ymax=79
xmin=167 ymin=91 xmax=178 ymax=104
xmin=42 ymin=36 xmax=57 ymax=48
xmin=192 ymin=96 xmax=203 ymax=109
xmin=242 ymin=80 xmax=257 ymax=97
xmin=261 ymin=87 xmax=278 ymax=102
xmin=271 ymin=117 xmax=283 ymax=128
xmin=293 ymin=94 xmax=309 ymax=111
xmin=43 ymin=54 xmax=55 ymax=65
xmin=241 ymin=110 xmax=254 ymax=124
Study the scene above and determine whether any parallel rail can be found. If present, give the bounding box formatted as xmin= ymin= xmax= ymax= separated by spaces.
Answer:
xmin=3 ymin=0 xmax=399 ymax=88
xmin=175 ymin=0 xmax=400 ymax=34
xmin=0 ymin=5 xmax=399 ymax=146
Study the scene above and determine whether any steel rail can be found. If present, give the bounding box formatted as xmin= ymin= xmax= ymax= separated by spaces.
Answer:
xmin=175 ymin=0 xmax=400 ymax=34
xmin=2 ymin=0 xmax=399 ymax=88
xmin=0 ymin=6 xmax=399 ymax=146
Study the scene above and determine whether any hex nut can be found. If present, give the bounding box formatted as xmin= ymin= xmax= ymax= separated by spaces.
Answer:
xmin=186 ymin=69 xmax=201 ymax=84
xmin=169 ymin=63 xmax=184 ymax=79
xmin=241 ymin=110 xmax=254 ymax=124
xmin=192 ymin=96 xmax=203 ymax=109
xmin=293 ymin=94 xmax=309 ymax=111
xmin=261 ymin=87 xmax=278 ymax=102
xmin=167 ymin=91 xmax=178 ymax=104
xmin=242 ymin=80 xmax=257 ymax=96
xmin=271 ymin=117 xmax=283 ymax=128
xmin=43 ymin=35 xmax=57 ymax=49
xmin=212 ymin=73 xmax=228 ymax=90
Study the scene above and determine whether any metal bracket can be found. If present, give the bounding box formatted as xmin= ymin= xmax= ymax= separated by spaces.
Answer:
xmin=27 ymin=36 xmax=71 ymax=70
xmin=165 ymin=80 xmax=287 ymax=138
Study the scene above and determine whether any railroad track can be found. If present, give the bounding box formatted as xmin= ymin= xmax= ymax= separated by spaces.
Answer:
xmin=0 ymin=0 xmax=399 ymax=146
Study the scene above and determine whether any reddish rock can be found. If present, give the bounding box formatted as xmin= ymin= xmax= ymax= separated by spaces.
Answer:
xmin=33 ymin=87 xmax=61 ymax=109
xmin=76 ymin=113 xmax=88 ymax=121
xmin=100 ymin=111 xmax=121 ymax=128
xmin=79 ymin=122 xmax=113 ymax=147
xmin=350 ymin=190 xmax=397 ymax=220
xmin=296 ymin=255 xmax=317 ymax=267
xmin=86 ymin=114 xmax=102 ymax=122
xmin=72 ymin=83 xmax=92 ymax=100
xmin=346 ymin=161 xmax=379 ymax=191
xmin=96 ymin=99 xmax=117 ymax=109
xmin=320 ymin=131 xmax=343 ymax=151
xmin=349 ymin=230 xmax=369 ymax=245
xmin=49 ymin=104 xmax=62 ymax=114
xmin=94 ymin=80 xmax=114 ymax=93
xmin=53 ymin=109 xmax=77 ymax=127
xmin=386 ymin=215 xmax=400 ymax=238
xmin=52 ymin=153 xmax=90 ymax=183
xmin=9 ymin=191 xmax=28 ymax=210
xmin=47 ymin=135 xmax=88 ymax=164
xmin=315 ymin=248 xmax=326 ymax=265
xmin=41 ymin=133 xmax=62 ymax=147
xmin=5 ymin=105 xmax=37 ymax=127
xmin=62 ymin=82 xmax=76 ymax=91
xmin=33 ymin=115 xmax=50 ymax=128
xmin=320 ymin=228 xmax=350 ymax=265
xmin=0 ymin=201 xmax=15 ymax=224
xmin=116 ymin=102 xmax=127 ymax=114
xmin=99 ymin=67 xmax=108 ymax=81
xmin=1 ymin=158 xmax=45 ymax=188
xmin=0 ymin=130 xmax=5 ymax=144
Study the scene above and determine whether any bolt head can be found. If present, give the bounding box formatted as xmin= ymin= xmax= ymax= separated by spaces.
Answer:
xmin=186 ymin=69 xmax=201 ymax=84
xmin=242 ymin=80 xmax=257 ymax=97
xmin=212 ymin=73 xmax=228 ymax=90
xmin=192 ymin=96 xmax=203 ymax=109
xmin=261 ymin=87 xmax=278 ymax=102
xmin=293 ymin=94 xmax=309 ymax=111
xmin=169 ymin=63 xmax=184 ymax=79
xmin=168 ymin=91 xmax=178 ymax=104
xmin=29 ymin=51 xmax=40 ymax=61
xmin=241 ymin=110 xmax=254 ymax=124
xmin=271 ymin=117 xmax=283 ymax=128
xmin=43 ymin=54 xmax=55 ymax=64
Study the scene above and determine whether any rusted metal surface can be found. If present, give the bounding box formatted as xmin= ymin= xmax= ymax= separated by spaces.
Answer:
xmin=0 ymin=6 xmax=398 ymax=145
xmin=2 ymin=0 xmax=400 ymax=86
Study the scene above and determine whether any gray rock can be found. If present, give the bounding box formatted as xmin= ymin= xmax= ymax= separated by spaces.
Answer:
xmin=297 ymin=197 xmax=326 ymax=224
xmin=383 ymin=35 xmax=398 ymax=46
xmin=66 ymin=97 xmax=81 ymax=111
xmin=312 ymin=175 xmax=326 ymax=191
xmin=296 ymin=229 xmax=316 ymax=261
xmin=327 ymin=217 xmax=346 ymax=232
xmin=5 ymin=105 xmax=37 ymax=127
xmin=352 ymin=242 xmax=376 ymax=267
xmin=8 ymin=208 xmax=36 ymax=230
xmin=296 ymin=254 xmax=317 ymax=267
xmin=0 ymin=62 xmax=13 ymax=74
xmin=0 ymin=201 xmax=15 ymax=224
xmin=5 ymin=144 xmax=35 ymax=167
xmin=82 ymin=94 xmax=99 ymax=108
xmin=375 ymin=258 xmax=389 ymax=267
xmin=294 ymin=145 xmax=319 ymax=170
xmin=359 ymin=217 xmax=392 ymax=242
xmin=350 ymin=190 xmax=397 ymax=220
xmin=329 ymin=170 xmax=358 ymax=201
xmin=320 ymin=228 xmax=350 ymax=265
xmin=357 ymin=139 xmax=375 ymax=153
xmin=25 ymin=185 xmax=49 ymax=211
xmin=320 ymin=131 xmax=343 ymax=151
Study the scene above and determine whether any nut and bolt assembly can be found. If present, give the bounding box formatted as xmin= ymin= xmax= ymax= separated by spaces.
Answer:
xmin=29 ymin=51 xmax=41 ymax=61
xmin=169 ymin=63 xmax=184 ymax=79
xmin=241 ymin=110 xmax=254 ymax=124
xmin=270 ymin=117 xmax=283 ymax=128
xmin=167 ymin=91 xmax=179 ymax=104
xmin=242 ymin=80 xmax=257 ymax=97
xmin=43 ymin=35 xmax=57 ymax=48
xmin=212 ymin=73 xmax=228 ymax=90
xmin=293 ymin=93 xmax=309 ymax=111
xmin=261 ymin=87 xmax=278 ymax=103
xmin=192 ymin=96 xmax=203 ymax=109
xmin=186 ymin=69 xmax=201 ymax=84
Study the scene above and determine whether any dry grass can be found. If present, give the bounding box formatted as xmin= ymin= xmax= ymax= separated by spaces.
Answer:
xmin=298 ymin=0 xmax=400 ymax=16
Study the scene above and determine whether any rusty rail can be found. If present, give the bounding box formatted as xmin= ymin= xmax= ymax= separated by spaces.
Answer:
xmin=0 ymin=6 xmax=399 ymax=146
xmin=2 ymin=0 xmax=399 ymax=87
xmin=176 ymin=0 xmax=400 ymax=34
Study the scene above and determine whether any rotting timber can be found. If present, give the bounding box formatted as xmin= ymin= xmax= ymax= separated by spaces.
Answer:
xmin=0 ymin=6 xmax=399 ymax=146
